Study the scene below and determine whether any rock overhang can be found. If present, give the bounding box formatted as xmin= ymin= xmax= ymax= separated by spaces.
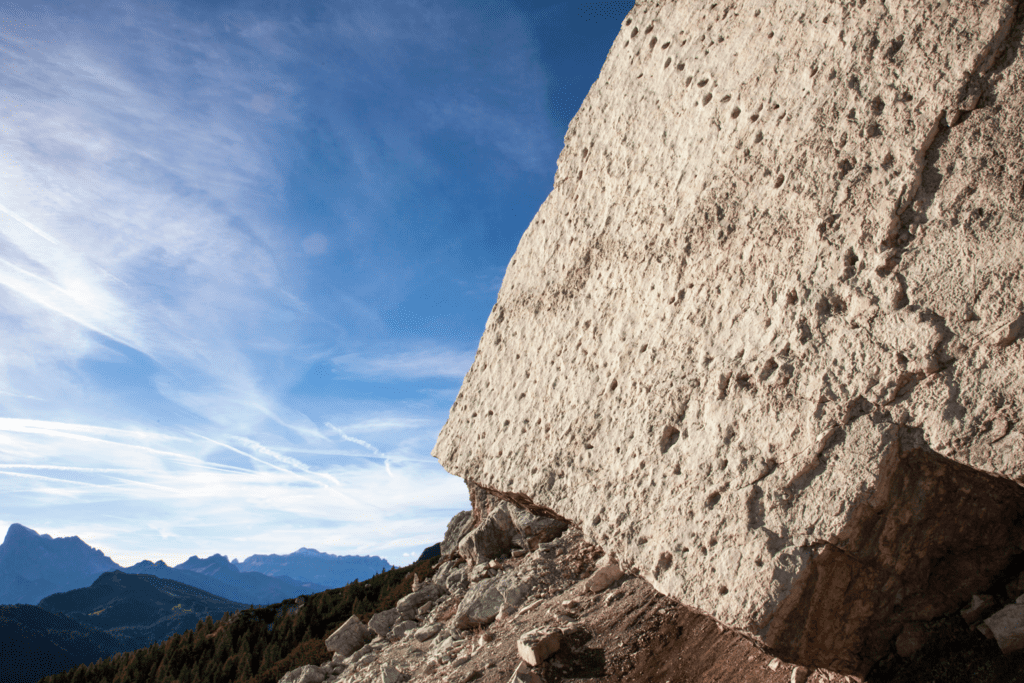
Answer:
xmin=433 ymin=0 xmax=1024 ymax=674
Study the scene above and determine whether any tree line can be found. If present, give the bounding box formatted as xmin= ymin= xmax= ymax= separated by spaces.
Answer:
xmin=36 ymin=555 xmax=439 ymax=683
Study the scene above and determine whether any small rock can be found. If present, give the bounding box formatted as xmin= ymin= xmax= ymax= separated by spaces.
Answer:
xmin=983 ymin=603 xmax=1024 ymax=654
xmin=379 ymin=663 xmax=407 ymax=683
xmin=767 ymin=657 xmax=781 ymax=671
xmin=413 ymin=623 xmax=443 ymax=642
xmin=791 ymin=666 xmax=809 ymax=683
xmin=586 ymin=561 xmax=624 ymax=593
xmin=978 ymin=622 xmax=996 ymax=639
xmin=517 ymin=627 xmax=562 ymax=666
xmin=961 ymin=594 xmax=996 ymax=625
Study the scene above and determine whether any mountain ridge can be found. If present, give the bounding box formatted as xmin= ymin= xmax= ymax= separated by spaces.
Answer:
xmin=0 ymin=523 xmax=389 ymax=607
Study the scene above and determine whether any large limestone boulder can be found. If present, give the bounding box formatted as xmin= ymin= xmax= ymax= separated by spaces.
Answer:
xmin=434 ymin=0 xmax=1024 ymax=674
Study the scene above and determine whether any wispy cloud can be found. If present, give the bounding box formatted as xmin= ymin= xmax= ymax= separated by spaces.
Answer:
xmin=0 ymin=0 xmax=589 ymax=565
xmin=332 ymin=345 xmax=475 ymax=381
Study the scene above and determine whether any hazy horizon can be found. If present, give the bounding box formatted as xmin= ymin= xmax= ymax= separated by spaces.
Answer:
xmin=0 ymin=0 xmax=633 ymax=567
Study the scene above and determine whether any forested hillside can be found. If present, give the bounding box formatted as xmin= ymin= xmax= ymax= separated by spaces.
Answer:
xmin=36 ymin=555 xmax=439 ymax=683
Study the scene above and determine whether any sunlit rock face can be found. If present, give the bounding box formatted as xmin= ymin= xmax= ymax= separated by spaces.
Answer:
xmin=434 ymin=0 xmax=1024 ymax=674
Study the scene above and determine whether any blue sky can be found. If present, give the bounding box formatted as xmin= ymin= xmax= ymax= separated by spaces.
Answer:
xmin=0 ymin=0 xmax=632 ymax=568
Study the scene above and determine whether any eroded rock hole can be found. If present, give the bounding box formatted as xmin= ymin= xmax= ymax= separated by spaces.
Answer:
xmin=774 ymin=174 xmax=785 ymax=188
xmin=654 ymin=552 xmax=674 ymax=578
xmin=630 ymin=27 xmax=639 ymax=37
xmin=644 ymin=24 xmax=654 ymax=34
xmin=649 ymin=36 xmax=658 ymax=49
xmin=659 ymin=425 xmax=681 ymax=454
xmin=702 ymin=93 xmax=713 ymax=105
xmin=885 ymin=35 xmax=904 ymax=60
xmin=758 ymin=358 xmax=779 ymax=381
xmin=697 ymin=78 xmax=709 ymax=87
xmin=664 ymin=58 xmax=671 ymax=68
xmin=731 ymin=107 xmax=741 ymax=119
xmin=706 ymin=491 xmax=721 ymax=509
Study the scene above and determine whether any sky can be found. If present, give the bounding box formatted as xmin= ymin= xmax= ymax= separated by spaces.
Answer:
xmin=0 ymin=0 xmax=633 ymax=568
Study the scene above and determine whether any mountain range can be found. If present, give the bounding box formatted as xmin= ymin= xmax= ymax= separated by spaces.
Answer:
xmin=0 ymin=523 xmax=391 ymax=607
xmin=231 ymin=547 xmax=391 ymax=586
xmin=38 ymin=570 xmax=250 ymax=652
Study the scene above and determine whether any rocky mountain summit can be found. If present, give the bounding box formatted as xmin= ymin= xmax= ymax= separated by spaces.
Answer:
xmin=429 ymin=0 xmax=1024 ymax=675
xmin=0 ymin=523 xmax=120 ymax=606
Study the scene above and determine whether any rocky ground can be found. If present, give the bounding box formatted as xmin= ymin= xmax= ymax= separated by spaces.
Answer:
xmin=276 ymin=499 xmax=1024 ymax=683
xmin=282 ymin=528 xmax=804 ymax=683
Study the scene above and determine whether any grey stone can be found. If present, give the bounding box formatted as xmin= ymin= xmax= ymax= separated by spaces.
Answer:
xmin=444 ymin=567 xmax=470 ymax=594
xmin=458 ymin=506 xmax=516 ymax=565
xmin=396 ymin=581 xmax=447 ymax=618
xmin=442 ymin=510 xmax=474 ymax=558
xmin=586 ymin=562 xmax=624 ymax=593
xmin=984 ymin=604 xmax=1024 ymax=654
xmin=325 ymin=615 xmax=372 ymax=657
xmin=470 ymin=563 xmax=493 ymax=582
xmin=389 ymin=619 xmax=420 ymax=640
xmin=454 ymin=570 xmax=538 ymax=630
xmin=278 ymin=664 xmax=325 ymax=683
xmin=413 ymin=622 xmax=444 ymax=641
xmin=368 ymin=608 xmax=401 ymax=638
xmin=379 ymin=663 xmax=407 ymax=683
xmin=509 ymin=506 xmax=569 ymax=546
xmin=517 ymin=627 xmax=562 ymax=666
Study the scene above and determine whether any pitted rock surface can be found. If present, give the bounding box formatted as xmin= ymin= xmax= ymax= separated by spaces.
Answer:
xmin=433 ymin=0 xmax=1024 ymax=673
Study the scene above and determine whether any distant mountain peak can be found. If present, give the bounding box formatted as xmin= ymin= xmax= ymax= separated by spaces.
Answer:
xmin=0 ymin=523 xmax=121 ymax=606
xmin=295 ymin=547 xmax=324 ymax=556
